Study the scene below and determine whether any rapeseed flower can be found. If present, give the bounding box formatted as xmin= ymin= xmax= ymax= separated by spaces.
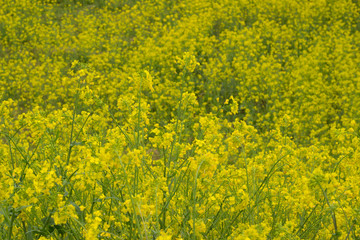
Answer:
xmin=1 ymin=0 xmax=359 ymax=239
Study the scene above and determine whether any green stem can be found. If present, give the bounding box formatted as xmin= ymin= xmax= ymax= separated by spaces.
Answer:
xmin=8 ymin=209 xmax=16 ymax=240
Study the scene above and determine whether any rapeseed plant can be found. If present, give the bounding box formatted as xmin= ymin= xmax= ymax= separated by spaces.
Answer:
xmin=0 ymin=0 xmax=359 ymax=239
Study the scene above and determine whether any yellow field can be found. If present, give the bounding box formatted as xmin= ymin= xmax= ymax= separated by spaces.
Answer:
xmin=1 ymin=0 xmax=360 ymax=239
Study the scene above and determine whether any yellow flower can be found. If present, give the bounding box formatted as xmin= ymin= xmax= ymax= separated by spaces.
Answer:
xmin=158 ymin=230 xmax=172 ymax=240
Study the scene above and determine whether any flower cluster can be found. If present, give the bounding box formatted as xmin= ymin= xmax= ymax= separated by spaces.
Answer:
xmin=1 ymin=0 xmax=359 ymax=239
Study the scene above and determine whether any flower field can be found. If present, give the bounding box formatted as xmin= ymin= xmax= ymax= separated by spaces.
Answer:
xmin=1 ymin=0 xmax=360 ymax=239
